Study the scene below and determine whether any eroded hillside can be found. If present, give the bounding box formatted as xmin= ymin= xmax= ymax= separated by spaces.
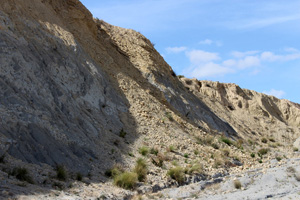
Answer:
xmin=0 ymin=0 xmax=299 ymax=199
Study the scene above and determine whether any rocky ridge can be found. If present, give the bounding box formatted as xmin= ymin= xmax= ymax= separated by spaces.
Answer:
xmin=0 ymin=0 xmax=299 ymax=199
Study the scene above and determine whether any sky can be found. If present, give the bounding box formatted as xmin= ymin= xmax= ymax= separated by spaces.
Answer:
xmin=80 ymin=0 xmax=300 ymax=103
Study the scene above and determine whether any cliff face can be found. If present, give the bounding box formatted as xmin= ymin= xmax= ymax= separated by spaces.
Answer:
xmin=0 ymin=0 xmax=238 ymax=172
xmin=1 ymin=0 xmax=300 ymax=198
xmin=181 ymin=78 xmax=300 ymax=143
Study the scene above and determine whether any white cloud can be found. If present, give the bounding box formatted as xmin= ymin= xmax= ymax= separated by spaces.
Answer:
xmin=199 ymin=39 xmax=213 ymax=45
xmin=189 ymin=62 xmax=233 ymax=78
xmin=236 ymin=56 xmax=261 ymax=69
xmin=263 ymin=89 xmax=286 ymax=99
xmin=186 ymin=50 xmax=220 ymax=64
xmin=166 ymin=46 xmax=187 ymax=54
xmin=261 ymin=51 xmax=300 ymax=62
xmin=199 ymin=39 xmax=222 ymax=47
xmin=284 ymin=47 xmax=299 ymax=53
xmin=231 ymin=51 xmax=260 ymax=58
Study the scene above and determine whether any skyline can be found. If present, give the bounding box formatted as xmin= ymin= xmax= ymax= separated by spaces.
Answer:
xmin=80 ymin=0 xmax=300 ymax=103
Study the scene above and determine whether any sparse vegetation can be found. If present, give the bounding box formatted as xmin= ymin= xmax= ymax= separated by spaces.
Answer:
xmin=220 ymin=136 xmax=233 ymax=146
xmin=114 ymin=172 xmax=138 ymax=190
xmin=168 ymin=145 xmax=175 ymax=152
xmin=234 ymin=179 xmax=242 ymax=189
xmin=184 ymin=153 xmax=189 ymax=158
xmin=293 ymin=147 xmax=299 ymax=152
xmin=187 ymin=163 xmax=203 ymax=174
xmin=119 ymin=129 xmax=127 ymax=138
xmin=212 ymin=143 xmax=219 ymax=149
xmin=258 ymin=148 xmax=269 ymax=157
xmin=150 ymin=148 xmax=158 ymax=155
xmin=167 ymin=166 xmax=185 ymax=184
xmin=250 ymin=152 xmax=255 ymax=158
xmin=11 ymin=167 xmax=34 ymax=184
xmin=276 ymin=156 xmax=282 ymax=161
xmin=194 ymin=150 xmax=199 ymax=155
xmin=105 ymin=165 xmax=123 ymax=178
xmin=76 ymin=172 xmax=83 ymax=181
xmin=139 ymin=146 xmax=149 ymax=156
xmin=134 ymin=158 xmax=147 ymax=182
xmin=165 ymin=112 xmax=174 ymax=121
xmin=56 ymin=165 xmax=67 ymax=181
xmin=177 ymin=75 xmax=185 ymax=79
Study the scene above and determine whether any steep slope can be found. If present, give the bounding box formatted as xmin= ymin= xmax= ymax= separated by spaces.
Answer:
xmin=180 ymin=78 xmax=300 ymax=144
xmin=0 ymin=0 xmax=300 ymax=199
xmin=0 ymin=0 xmax=237 ymax=173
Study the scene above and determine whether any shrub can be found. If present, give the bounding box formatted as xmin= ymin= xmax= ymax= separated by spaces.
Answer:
xmin=293 ymin=147 xmax=299 ymax=152
xmin=134 ymin=158 xmax=147 ymax=182
xmin=114 ymin=172 xmax=138 ymax=190
xmin=177 ymin=75 xmax=185 ymax=78
xmin=194 ymin=150 xmax=199 ymax=155
xmin=105 ymin=165 xmax=123 ymax=178
xmin=258 ymin=148 xmax=269 ymax=157
xmin=211 ymin=143 xmax=219 ymax=149
xmin=167 ymin=167 xmax=185 ymax=184
xmin=258 ymin=160 xmax=262 ymax=163
xmin=150 ymin=148 xmax=158 ymax=155
xmin=139 ymin=146 xmax=149 ymax=156
xmin=184 ymin=153 xmax=189 ymax=158
xmin=56 ymin=165 xmax=67 ymax=181
xmin=261 ymin=138 xmax=268 ymax=143
xmin=11 ymin=167 xmax=34 ymax=184
xmin=275 ymin=156 xmax=282 ymax=162
xmin=168 ymin=145 xmax=175 ymax=152
xmin=250 ymin=153 xmax=255 ymax=158
xmin=187 ymin=164 xmax=203 ymax=174
xmin=220 ymin=136 xmax=233 ymax=146
xmin=76 ymin=172 xmax=83 ymax=181
xmin=119 ymin=129 xmax=127 ymax=138
xmin=165 ymin=112 xmax=174 ymax=121
xmin=234 ymin=179 xmax=242 ymax=189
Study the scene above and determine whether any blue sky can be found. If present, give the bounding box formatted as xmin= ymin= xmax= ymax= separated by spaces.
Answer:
xmin=80 ymin=0 xmax=300 ymax=103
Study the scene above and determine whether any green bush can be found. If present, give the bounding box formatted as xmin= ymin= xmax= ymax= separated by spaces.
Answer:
xmin=168 ymin=145 xmax=175 ymax=152
xmin=114 ymin=172 xmax=138 ymax=190
xmin=220 ymin=136 xmax=233 ymax=146
xmin=56 ymin=165 xmax=67 ymax=181
xmin=250 ymin=153 xmax=255 ymax=158
xmin=258 ymin=148 xmax=269 ymax=157
xmin=293 ymin=147 xmax=299 ymax=152
xmin=11 ymin=167 xmax=34 ymax=184
xmin=134 ymin=158 xmax=147 ymax=182
xmin=184 ymin=153 xmax=189 ymax=158
xmin=150 ymin=148 xmax=158 ymax=155
xmin=139 ymin=146 xmax=149 ymax=156
xmin=105 ymin=166 xmax=123 ymax=178
xmin=167 ymin=167 xmax=185 ymax=184
xmin=187 ymin=164 xmax=203 ymax=174
xmin=119 ymin=129 xmax=127 ymax=138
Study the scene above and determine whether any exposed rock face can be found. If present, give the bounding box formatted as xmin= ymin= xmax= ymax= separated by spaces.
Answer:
xmin=0 ymin=0 xmax=237 ymax=172
xmin=1 ymin=0 xmax=300 ymax=198
xmin=181 ymin=78 xmax=300 ymax=143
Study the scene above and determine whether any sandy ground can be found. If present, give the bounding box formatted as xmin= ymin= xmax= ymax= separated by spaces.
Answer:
xmin=159 ymin=158 xmax=300 ymax=200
